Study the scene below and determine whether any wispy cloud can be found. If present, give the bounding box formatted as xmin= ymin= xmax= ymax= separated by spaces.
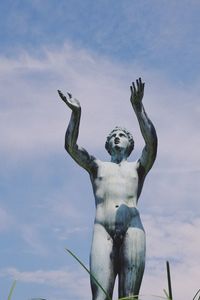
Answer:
xmin=53 ymin=226 xmax=89 ymax=241
xmin=1 ymin=43 xmax=199 ymax=165
xmin=20 ymin=224 xmax=49 ymax=256
xmin=0 ymin=206 xmax=13 ymax=232
xmin=142 ymin=214 xmax=200 ymax=299
xmin=1 ymin=42 xmax=200 ymax=300
xmin=0 ymin=267 xmax=90 ymax=300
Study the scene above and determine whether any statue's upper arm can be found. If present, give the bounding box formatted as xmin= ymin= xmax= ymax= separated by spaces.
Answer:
xmin=66 ymin=144 xmax=98 ymax=174
xmin=137 ymin=143 xmax=156 ymax=184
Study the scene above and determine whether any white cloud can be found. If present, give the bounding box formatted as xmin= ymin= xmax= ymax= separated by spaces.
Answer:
xmin=141 ymin=214 xmax=200 ymax=299
xmin=1 ymin=42 xmax=200 ymax=168
xmin=1 ymin=42 xmax=200 ymax=300
xmin=46 ymin=192 xmax=84 ymax=221
xmin=144 ymin=215 xmax=200 ymax=260
xmin=6 ymin=213 xmax=199 ymax=300
xmin=0 ymin=206 xmax=13 ymax=232
xmin=0 ymin=267 xmax=90 ymax=300
xmin=20 ymin=224 xmax=49 ymax=256
xmin=53 ymin=226 xmax=89 ymax=240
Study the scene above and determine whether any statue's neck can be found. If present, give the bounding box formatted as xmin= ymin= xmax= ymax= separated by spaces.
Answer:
xmin=111 ymin=154 xmax=127 ymax=164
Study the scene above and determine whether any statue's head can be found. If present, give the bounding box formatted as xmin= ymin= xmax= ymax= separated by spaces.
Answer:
xmin=105 ymin=127 xmax=134 ymax=157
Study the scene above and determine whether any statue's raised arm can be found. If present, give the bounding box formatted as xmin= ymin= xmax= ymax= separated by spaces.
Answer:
xmin=130 ymin=78 xmax=158 ymax=187
xmin=58 ymin=90 xmax=96 ymax=173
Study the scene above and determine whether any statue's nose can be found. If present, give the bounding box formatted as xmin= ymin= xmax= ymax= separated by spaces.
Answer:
xmin=114 ymin=137 xmax=120 ymax=144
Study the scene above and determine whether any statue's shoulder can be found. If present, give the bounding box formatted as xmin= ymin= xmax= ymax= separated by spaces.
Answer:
xmin=125 ymin=160 xmax=140 ymax=171
xmin=92 ymin=160 xmax=115 ymax=172
xmin=93 ymin=159 xmax=111 ymax=170
xmin=93 ymin=158 xmax=102 ymax=165
xmin=89 ymin=159 xmax=109 ymax=178
xmin=89 ymin=158 xmax=104 ymax=171
xmin=132 ymin=160 xmax=140 ymax=168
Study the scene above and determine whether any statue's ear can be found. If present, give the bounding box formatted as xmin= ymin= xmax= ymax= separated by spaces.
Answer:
xmin=105 ymin=140 xmax=111 ymax=155
xmin=127 ymin=140 xmax=134 ymax=157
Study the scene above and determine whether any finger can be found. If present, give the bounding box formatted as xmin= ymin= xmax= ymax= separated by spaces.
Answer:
xmin=58 ymin=90 xmax=64 ymax=98
xmin=136 ymin=79 xmax=139 ymax=89
xmin=139 ymin=77 xmax=142 ymax=89
xmin=130 ymin=86 xmax=133 ymax=93
xmin=132 ymin=82 xmax=136 ymax=93
xmin=67 ymin=92 xmax=72 ymax=98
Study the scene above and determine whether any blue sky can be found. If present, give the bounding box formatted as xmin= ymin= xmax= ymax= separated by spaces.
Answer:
xmin=0 ymin=1 xmax=200 ymax=299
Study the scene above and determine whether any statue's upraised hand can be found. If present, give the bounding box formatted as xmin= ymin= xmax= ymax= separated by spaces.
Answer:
xmin=130 ymin=78 xmax=145 ymax=107
xmin=58 ymin=90 xmax=81 ymax=111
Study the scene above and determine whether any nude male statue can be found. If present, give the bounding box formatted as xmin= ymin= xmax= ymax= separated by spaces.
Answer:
xmin=58 ymin=78 xmax=157 ymax=300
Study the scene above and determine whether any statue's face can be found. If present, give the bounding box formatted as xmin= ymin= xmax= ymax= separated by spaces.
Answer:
xmin=108 ymin=130 xmax=130 ymax=155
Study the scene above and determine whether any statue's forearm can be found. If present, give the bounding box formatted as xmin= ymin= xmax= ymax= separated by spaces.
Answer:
xmin=64 ymin=108 xmax=96 ymax=172
xmin=65 ymin=109 xmax=81 ymax=151
xmin=133 ymin=103 xmax=157 ymax=151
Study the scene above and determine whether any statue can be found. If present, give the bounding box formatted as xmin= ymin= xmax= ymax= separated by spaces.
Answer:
xmin=58 ymin=78 xmax=157 ymax=300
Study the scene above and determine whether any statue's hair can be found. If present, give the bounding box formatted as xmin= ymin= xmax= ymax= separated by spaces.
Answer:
xmin=105 ymin=126 xmax=134 ymax=157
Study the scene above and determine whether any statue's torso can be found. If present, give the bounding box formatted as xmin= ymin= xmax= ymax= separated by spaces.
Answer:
xmin=90 ymin=160 xmax=144 ymax=237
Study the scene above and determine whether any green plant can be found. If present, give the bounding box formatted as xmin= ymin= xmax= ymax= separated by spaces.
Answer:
xmin=193 ymin=289 xmax=200 ymax=300
xmin=166 ymin=261 xmax=173 ymax=300
xmin=65 ymin=248 xmax=112 ymax=300
xmin=12 ymin=255 xmax=200 ymax=300
xmin=65 ymin=248 xmax=174 ymax=300
xmin=7 ymin=280 xmax=16 ymax=300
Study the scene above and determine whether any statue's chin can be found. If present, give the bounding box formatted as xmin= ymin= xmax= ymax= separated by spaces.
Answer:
xmin=112 ymin=145 xmax=122 ymax=155
xmin=113 ymin=146 xmax=126 ymax=157
xmin=110 ymin=145 xmax=127 ymax=158
xmin=114 ymin=145 xmax=120 ymax=150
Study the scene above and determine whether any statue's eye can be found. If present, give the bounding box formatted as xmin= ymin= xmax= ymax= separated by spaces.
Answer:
xmin=111 ymin=134 xmax=116 ymax=138
xmin=119 ymin=133 xmax=125 ymax=137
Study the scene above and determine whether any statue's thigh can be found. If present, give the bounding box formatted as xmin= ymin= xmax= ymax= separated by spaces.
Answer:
xmin=90 ymin=224 xmax=116 ymax=296
xmin=118 ymin=227 xmax=146 ymax=297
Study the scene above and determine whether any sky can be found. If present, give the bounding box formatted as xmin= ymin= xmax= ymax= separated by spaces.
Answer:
xmin=0 ymin=1 xmax=200 ymax=299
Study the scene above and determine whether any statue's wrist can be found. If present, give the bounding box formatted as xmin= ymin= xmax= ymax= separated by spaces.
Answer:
xmin=72 ymin=106 xmax=81 ymax=114
xmin=132 ymin=101 xmax=142 ymax=112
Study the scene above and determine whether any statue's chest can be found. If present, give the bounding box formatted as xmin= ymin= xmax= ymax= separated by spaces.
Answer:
xmin=96 ymin=162 xmax=138 ymax=184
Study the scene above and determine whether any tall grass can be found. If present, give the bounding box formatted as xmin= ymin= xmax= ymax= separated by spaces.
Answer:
xmin=65 ymin=248 xmax=112 ymax=300
xmin=7 ymin=281 xmax=47 ymax=300
xmin=7 ymin=280 xmax=16 ymax=300
xmin=66 ymin=248 xmax=173 ymax=300
xmin=193 ymin=289 xmax=200 ymax=300
xmin=6 ymin=251 xmax=200 ymax=299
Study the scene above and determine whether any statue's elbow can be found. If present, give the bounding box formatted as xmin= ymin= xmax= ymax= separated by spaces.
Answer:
xmin=154 ymin=135 xmax=158 ymax=153
xmin=64 ymin=142 xmax=71 ymax=153
xmin=151 ymin=127 xmax=158 ymax=151
xmin=65 ymin=142 xmax=76 ymax=155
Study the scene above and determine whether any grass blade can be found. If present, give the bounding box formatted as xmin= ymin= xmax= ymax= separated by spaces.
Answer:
xmin=65 ymin=248 xmax=112 ymax=300
xmin=163 ymin=289 xmax=170 ymax=300
xmin=193 ymin=289 xmax=200 ymax=300
xmin=148 ymin=295 xmax=169 ymax=299
xmin=118 ymin=296 xmax=138 ymax=300
xmin=119 ymin=295 xmax=168 ymax=300
xmin=166 ymin=261 xmax=173 ymax=300
xmin=7 ymin=280 xmax=16 ymax=300
xmin=30 ymin=298 xmax=47 ymax=300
